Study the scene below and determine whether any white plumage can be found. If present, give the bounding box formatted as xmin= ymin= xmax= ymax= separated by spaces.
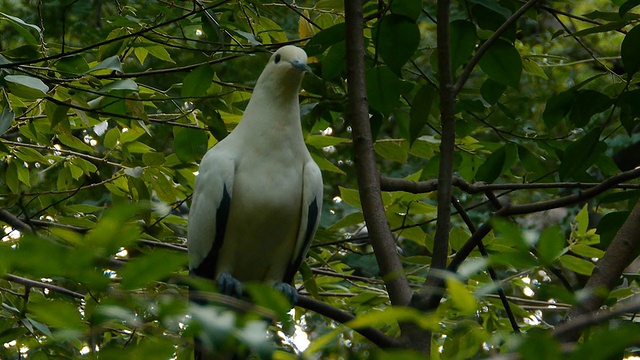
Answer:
xmin=187 ymin=46 xmax=323 ymax=303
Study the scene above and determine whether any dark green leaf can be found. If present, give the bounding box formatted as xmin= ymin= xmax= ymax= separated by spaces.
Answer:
xmin=559 ymin=127 xmax=603 ymax=180
xmin=375 ymin=14 xmax=420 ymax=75
xmin=478 ymin=39 xmax=522 ymax=88
xmin=30 ymin=299 xmax=86 ymax=330
xmin=4 ymin=75 xmax=49 ymax=99
xmin=0 ymin=108 xmax=14 ymax=136
xmin=366 ymin=66 xmax=401 ymax=115
xmin=409 ymin=85 xmax=437 ymax=145
xmin=517 ymin=145 xmax=546 ymax=177
xmin=480 ymin=78 xmax=506 ymax=104
xmin=475 ymin=145 xmax=506 ymax=183
xmin=596 ymin=211 xmax=630 ymax=249
xmin=174 ymin=126 xmax=208 ymax=163
xmin=621 ymin=25 xmax=640 ymax=76
xmin=305 ymin=23 xmax=346 ymax=56
xmin=200 ymin=103 xmax=228 ymax=141
xmin=618 ymin=89 xmax=640 ymax=134
xmin=322 ymin=41 xmax=346 ymax=80
xmin=391 ymin=0 xmax=422 ymax=21
xmin=450 ymin=20 xmax=477 ymax=72
xmin=0 ymin=12 xmax=41 ymax=45
xmin=543 ymin=90 xmax=576 ymax=129
xmin=182 ymin=65 xmax=214 ymax=98
xmin=568 ymin=90 xmax=611 ymax=127
xmin=620 ymin=0 xmax=640 ymax=16
xmin=120 ymin=249 xmax=187 ymax=290
xmin=56 ymin=54 xmax=89 ymax=76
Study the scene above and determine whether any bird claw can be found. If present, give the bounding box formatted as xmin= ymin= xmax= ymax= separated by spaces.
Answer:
xmin=217 ymin=272 xmax=243 ymax=298
xmin=274 ymin=282 xmax=299 ymax=305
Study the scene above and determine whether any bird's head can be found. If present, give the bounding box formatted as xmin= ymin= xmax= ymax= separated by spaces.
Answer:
xmin=267 ymin=45 xmax=312 ymax=74
xmin=252 ymin=45 xmax=311 ymax=100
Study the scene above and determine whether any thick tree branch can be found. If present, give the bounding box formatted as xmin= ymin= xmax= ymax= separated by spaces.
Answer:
xmin=0 ymin=209 xmax=34 ymax=234
xmin=408 ymin=0 xmax=461 ymax=317
xmin=559 ymin=200 xmax=640 ymax=342
xmin=344 ymin=0 xmax=412 ymax=307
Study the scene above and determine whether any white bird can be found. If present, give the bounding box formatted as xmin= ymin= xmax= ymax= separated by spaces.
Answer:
xmin=187 ymin=46 xmax=323 ymax=305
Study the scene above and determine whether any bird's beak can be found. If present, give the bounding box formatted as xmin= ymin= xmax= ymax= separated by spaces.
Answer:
xmin=291 ymin=59 xmax=313 ymax=74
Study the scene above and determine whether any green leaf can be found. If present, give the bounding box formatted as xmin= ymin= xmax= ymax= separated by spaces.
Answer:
xmin=475 ymin=145 xmax=506 ymax=183
xmin=305 ymin=135 xmax=349 ymax=148
xmin=0 ymin=108 xmax=15 ymax=136
xmin=536 ymin=226 xmax=565 ymax=264
xmin=480 ymin=78 xmax=506 ymax=104
xmin=56 ymin=54 xmax=90 ymax=76
xmin=522 ymin=58 xmax=548 ymax=79
xmin=30 ymin=299 xmax=86 ymax=330
xmin=621 ymin=25 xmax=640 ymax=76
xmin=366 ymin=66 xmax=401 ymax=115
xmin=596 ymin=211 xmax=630 ymax=249
xmin=58 ymin=133 xmax=95 ymax=153
xmin=445 ymin=277 xmax=477 ymax=315
xmin=409 ymin=85 xmax=437 ymax=145
xmin=305 ymin=23 xmax=346 ymax=56
xmin=374 ymin=14 xmax=420 ymax=74
xmin=543 ymin=90 xmax=576 ymax=129
xmin=119 ymin=249 xmax=187 ymax=290
xmin=559 ymin=254 xmax=595 ymax=275
xmin=4 ymin=75 xmax=49 ymax=99
xmin=85 ymin=55 xmax=123 ymax=74
xmin=322 ymin=41 xmax=346 ymax=80
xmin=146 ymin=45 xmax=175 ymax=63
xmin=374 ymin=140 xmax=408 ymax=163
xmin=173 ymin=126 xmax=208 ymax=163
xmin=391 ymin=0 xmax=422 ymax=21
xmin=0 ymin=12 xmax=41 ymax=45
xmin=569 ymin=90 xmax=611 ymax=127
xmin=478 ymin=39 xmax=522 ymax=88
xmin=100 ymin=79 xmax=139 ymax=93
xmin=200 ymin=102 xmax=228 ymax=141
xmin=339 ymin=186 xmax=361 ymax=209
xmin=620 ymin=0 xmax=640 ymax=16
xmin=450 ymin=20 xmax=477 ymax=72
xmin=182 ymin=65 xmax=214 ymax=98
xmin=311 ymin=153 xmax=345 ymax=174
xmin=559 ymin=127 xmax=603 ymax=180
xmin=517 ymin=145 xmax=546 ymax=177
xmin=571 ymin=244 xmax=604 ymax=259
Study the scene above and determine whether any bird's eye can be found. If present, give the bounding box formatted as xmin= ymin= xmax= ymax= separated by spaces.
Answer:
xmin=274 ymin=54 xmax=281 ymax=64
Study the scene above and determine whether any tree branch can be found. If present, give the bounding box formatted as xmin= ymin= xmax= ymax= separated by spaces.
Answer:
xmin=407 ymin=0 xmax=459 ymax=317
xmin=553 ymin=294 xmax=640 ymax=340
xmin=559 ymin=200 xmax=640 ymax=342
xmin=4 ymin=274 xmax=84 ymax=299
xmin=296 ymin=295 xmax=400 ymax=348
xmin=344 ymin=0 xmax=412 ymax=307
xmin=453 ymin=0 xmax=540 ymax=95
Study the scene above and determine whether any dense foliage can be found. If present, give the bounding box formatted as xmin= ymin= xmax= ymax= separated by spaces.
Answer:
xmin=1 ymin=0 xmax=640 ymax=358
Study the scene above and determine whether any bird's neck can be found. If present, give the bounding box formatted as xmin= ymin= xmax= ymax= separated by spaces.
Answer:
xmin=234 ymin=76 xmax=306 ymax=146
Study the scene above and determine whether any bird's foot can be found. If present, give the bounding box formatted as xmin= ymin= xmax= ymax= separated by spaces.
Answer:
xmin=274 ymin=282 xmax=299 ymax=305
xmin=217 ymin=272 xmax=243 ymax=298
